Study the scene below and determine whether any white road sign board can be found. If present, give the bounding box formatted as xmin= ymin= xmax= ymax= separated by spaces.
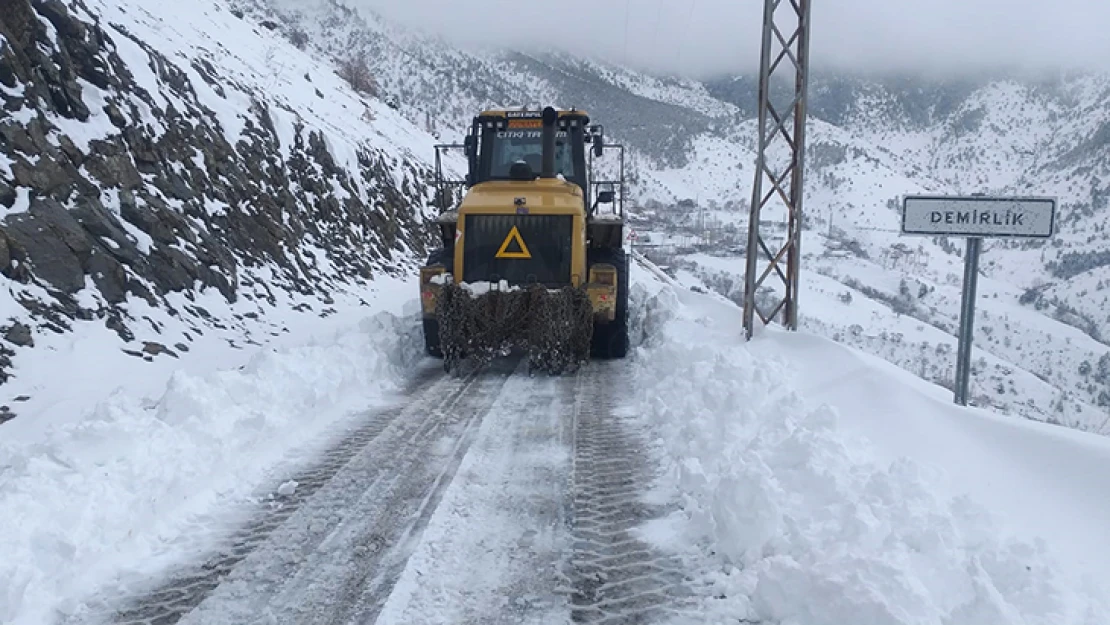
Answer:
xmin=902 ymin=195 xmax=1056 ymax=238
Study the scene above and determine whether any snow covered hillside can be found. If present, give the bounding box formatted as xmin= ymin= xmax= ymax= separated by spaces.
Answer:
xmin=641 ymin=73 xmax=1110 ymax=432
xmin=3 ymin=1 xmax=1110 ymax=623
xmin=631 ymin=261 xmax=1110 ymax=624
xmin=0 ymin=0 xmax=460 ymax=423
xmin=3 ymin=0 xmax=1107 ymax=443
xmin=5 ymin=255 xmax=1110 ymax=624
xmin=222 ymin=0 xmax=1110 ymax=436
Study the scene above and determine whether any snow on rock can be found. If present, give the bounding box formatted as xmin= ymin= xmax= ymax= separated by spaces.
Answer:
xmin=627 ymin=267 xmax=1110 ymax=624
xmin=0 ymin=309 xmax=424 ymax=625
xmin=0 ymin=0 xmax=438 ymax=392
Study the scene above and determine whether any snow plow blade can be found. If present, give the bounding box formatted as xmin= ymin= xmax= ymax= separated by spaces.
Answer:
xmin=435 ymin=282 xmax=594 ymax=375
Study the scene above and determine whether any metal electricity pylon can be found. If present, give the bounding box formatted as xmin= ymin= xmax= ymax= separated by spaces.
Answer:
xmin=743 ymin=0 xmax=813 ymax=339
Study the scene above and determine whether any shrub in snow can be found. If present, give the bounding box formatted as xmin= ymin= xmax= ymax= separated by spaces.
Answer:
xmin=337 ymin=51 xmax=379 ymax=98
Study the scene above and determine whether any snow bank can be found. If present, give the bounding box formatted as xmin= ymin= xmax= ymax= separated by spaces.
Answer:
xmin=628 ymin=278 xmax=1109 ymax=624
xmin=0 ymin=310 xmax=425 ymax=625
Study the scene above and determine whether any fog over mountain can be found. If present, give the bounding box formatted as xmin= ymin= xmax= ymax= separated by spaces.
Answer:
xmin=350 ymin=0 xmax=1110 ymax=77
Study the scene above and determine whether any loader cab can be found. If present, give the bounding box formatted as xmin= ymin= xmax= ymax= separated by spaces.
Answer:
xmin=465 ymin=109 xmax=592 ymax=203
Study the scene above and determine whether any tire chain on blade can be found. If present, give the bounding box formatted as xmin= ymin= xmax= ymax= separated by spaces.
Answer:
xmin=436 ymin=283 xmax=594 ymax=375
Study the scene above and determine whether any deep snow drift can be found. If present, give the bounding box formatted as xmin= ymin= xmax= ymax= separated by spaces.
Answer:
xmin=0 ymin=279 xmax=426 ymax=625
xmin=628 ymin=260 xmax=1110 ymax=624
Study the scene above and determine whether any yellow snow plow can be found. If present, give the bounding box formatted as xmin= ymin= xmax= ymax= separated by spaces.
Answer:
xmin=419 ymin=106 xmax=628 ymax=373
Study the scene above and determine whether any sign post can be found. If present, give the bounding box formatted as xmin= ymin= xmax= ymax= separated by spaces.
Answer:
xmin=901 ymin=195 xmax=1057 ymax=406
xmin=953 ymin=237 xmax=981 ymax=406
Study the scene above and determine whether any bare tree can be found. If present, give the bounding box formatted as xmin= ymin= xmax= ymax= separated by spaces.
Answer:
xmin=337 ymin=51 xmax=378 ymax=98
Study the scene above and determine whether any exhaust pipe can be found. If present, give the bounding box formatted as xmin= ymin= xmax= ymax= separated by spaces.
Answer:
xmin=541 ymin=106 xmax=557 ymax=179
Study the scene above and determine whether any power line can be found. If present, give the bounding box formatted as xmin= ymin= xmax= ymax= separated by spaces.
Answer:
xmin=675 ymin=0 xmax=698 ymax=66
xmin=650 ymin=0 xmax=663 ymax=45
xmin=626 ymin=0 xmax=634 ymax=64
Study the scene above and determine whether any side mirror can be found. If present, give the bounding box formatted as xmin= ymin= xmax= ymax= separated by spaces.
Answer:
xmin=597 ymin=190 xmax=615 ymax=204
xmin=593 ymin=134 xmax=604 ymax=157
xmin=464 ymin=135 xmax=476 ymax=158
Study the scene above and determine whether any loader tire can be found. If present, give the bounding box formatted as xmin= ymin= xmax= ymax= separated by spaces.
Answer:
xmin=423 ymin=318 xmax=443 ymax=358
xmin=423 ymin=248 xmax=453 ymax=359
xmin=589 ymin=247 xmax=629 ymax=359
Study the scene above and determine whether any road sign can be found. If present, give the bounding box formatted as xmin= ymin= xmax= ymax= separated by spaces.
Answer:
xmin=495 ymin=226 xmax=531 ymax=259
xmin=902 ymin=195 xmax=1056 ymax=238
xmin=899 ymin=193 xmax=1058 ymax=406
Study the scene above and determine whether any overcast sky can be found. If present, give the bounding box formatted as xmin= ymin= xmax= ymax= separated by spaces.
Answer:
xmin=352 ymin=0 xmax=1110 ymax=77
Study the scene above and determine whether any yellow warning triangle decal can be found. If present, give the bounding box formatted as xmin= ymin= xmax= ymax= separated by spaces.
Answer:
xmin=495 ymin=225 xmax=532 ymax=259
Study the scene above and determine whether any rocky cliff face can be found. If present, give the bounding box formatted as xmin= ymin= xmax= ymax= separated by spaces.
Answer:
xmin=0 ymin=0 xmax=437 ymax=385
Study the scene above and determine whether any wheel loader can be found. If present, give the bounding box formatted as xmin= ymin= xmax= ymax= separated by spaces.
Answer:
xmin=418 ymin=106 xmax=629 ymax=373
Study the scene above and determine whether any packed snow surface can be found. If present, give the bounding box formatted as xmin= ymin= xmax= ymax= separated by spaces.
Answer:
xmin=628 ymin=261 xmax=1110 ymax=624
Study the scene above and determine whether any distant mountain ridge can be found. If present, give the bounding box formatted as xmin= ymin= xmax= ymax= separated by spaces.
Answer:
xmin=254 ymin=0 xmax=1110 ymax=430
xmin=3 ymin=0 xmax=1108 ymax=434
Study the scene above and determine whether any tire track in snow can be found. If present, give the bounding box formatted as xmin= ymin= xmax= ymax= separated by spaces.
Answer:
xmin=75 ymin=355 xmax=697 ymax=625
xmin=357 ymin=359 xmax=700 ymax=624
xmin=566 ymin=361 xmax=697 ymax=624
xmin=82 ymin=358 xmax=513 ymax=625
xmin=370 ymin=358 xmax=578 ymax=624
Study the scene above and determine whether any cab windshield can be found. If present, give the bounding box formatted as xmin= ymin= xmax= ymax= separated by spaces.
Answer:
xmin=487 ymin=129 xmax=576 ymax=179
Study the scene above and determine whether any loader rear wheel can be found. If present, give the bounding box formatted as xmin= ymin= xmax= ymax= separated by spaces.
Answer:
xmin=589 ymin=247 xmax=629 ymax=359
xmin=422 ymin=248 xmax=453 ymax=359
xmin=423 ymin=318 xmax=443 ymax=358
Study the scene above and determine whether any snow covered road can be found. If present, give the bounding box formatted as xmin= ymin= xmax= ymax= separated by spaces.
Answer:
xmin=11 ymin=260 xmax=1110 ymax=625
xmin=64 ymin=356 xmax=692 ymax=625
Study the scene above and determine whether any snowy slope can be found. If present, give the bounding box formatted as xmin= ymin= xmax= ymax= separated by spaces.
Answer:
xmin=662 ymin=248 xmax=1110 ymax=432
xmin=636 ymin=71 xmax=1110 ymax=431
xmin=0 ymin=281 xmax=425 ymax=625
xmin=0 ymin=0 xmax=473 ymax=428
xmin=0 ymin=0 xmax=471 ymax=616
xmin=120 ymin=0 xmax=1110 ymax=437
xmin=629 ymin=261 xmax=1110 ymax=624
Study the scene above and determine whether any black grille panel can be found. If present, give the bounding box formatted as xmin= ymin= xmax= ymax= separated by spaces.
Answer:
xmin=462 ymin=214 xmax=574 ymax=286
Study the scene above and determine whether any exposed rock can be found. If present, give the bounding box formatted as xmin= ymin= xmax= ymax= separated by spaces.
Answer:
xmin=85 ymin=139 xmax=143 ymax=190
xmin=5 ymin=197 xmax=91 ymax=293
xmin=4 ymin=322 xmax=33 ymax=347
xmin=69 ymin=197 xmax=142 ymax=265
xmin=118 ymin=191 xmax=176 ymax=244
xmin=0 ymin=0 xmax=433 ymax=389
xmin=11 ymin=156 xmax=72 ymax=197
xmin=0 ymin=181 xmax=15 ymax=208
xmin=142 ymin=341 xmax=177 ymax=358
xmin=105 ymin=311 xmax=134 ymax=342
xmin=0 ymin=232 xmax=10 ymax=272
xmin=56 ymin=134 xmax=85 ymax=166
xmin=84 ymin=248 xmax=128 ymax=304
xmin=104 ymin=101 xmax=127 ymax=128
xmin=0 ymin=341 xmax=13 ymax=382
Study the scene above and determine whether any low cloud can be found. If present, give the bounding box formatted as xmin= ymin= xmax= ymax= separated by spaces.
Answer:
xmin=350 ymin=0 xmax=1110 ymax=77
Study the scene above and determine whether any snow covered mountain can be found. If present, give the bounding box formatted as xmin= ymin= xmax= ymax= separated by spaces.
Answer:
xmin=0 ymin=0 xmax=455 ymax=422
xmin=2 ymin=0 xmax=1109 ymax=437
xmin=4 ymin=1 xmax=1110 ymax=623
xmin=239 ymin=0 xmax=1110 ymax=432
